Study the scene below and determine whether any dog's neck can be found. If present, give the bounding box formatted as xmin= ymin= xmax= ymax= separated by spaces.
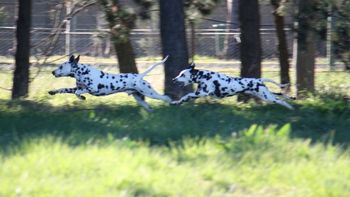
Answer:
xmin=190 ymin=69 xmax=200 ymax=83
xmin=71 ymin=63 xmax=94 ymax=78
xmin=191 ymin=69 xmax=214 ymax=83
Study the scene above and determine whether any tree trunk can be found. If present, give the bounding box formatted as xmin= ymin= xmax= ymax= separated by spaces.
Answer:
xmin=159 ymin=0 xmax=191 ymax=99
xmin=272 ymin=1 xmax=290 ymax=89
xmin=238 ymin=0 xmax=262 ymax=101
xmin=12 ymin=0 xmax=32 ymax=99
xmin=113 ymin=40 xmax=138 ymax=73
xmin=97 ymin=0 xmax=138 ymax=74
xmin=296 ymin=0 xmax=315 ymax=97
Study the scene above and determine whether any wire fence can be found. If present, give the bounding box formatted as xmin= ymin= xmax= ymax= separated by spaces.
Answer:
xmin=0 ymin=27 xmax=296 ymax=60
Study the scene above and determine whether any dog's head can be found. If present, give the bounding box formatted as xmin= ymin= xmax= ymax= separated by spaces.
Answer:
xmin=52 ymin=55 xmax=80 ymax=77
xmin=172 ymin=62 xmax=198 ymax=86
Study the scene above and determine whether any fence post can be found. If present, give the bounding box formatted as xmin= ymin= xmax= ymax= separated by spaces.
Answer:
xmin=189 ymin=19 xmax=195 ymax=61
xmin=327 ymin=6 xmax=335 ymax=70
xmin=212 ymin=24 xmax=226 ymax=57
xmin=65 ymin=1 xmax=72 ymax=56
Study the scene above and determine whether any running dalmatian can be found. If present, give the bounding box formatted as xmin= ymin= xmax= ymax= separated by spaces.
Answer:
xmin=172 ymin=63 xmax=294 ymax=109
xmin=49 ymin=55 xmax=171 ymax=112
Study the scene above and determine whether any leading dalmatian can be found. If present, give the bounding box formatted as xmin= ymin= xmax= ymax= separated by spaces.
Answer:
xmin=49 ymin=55 xmax=171 ymax=112
xmin=172 ymin=63 xmax=294 ymax=110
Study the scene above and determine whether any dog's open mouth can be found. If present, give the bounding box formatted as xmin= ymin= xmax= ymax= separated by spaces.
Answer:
xmin=52 ymin=73 xmax=74 ymax=78
xmin=173 ymin=80 xmax=185 ymax=86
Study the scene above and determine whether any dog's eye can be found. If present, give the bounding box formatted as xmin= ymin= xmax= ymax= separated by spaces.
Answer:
xmin=59 ymin=65 xmax=63 ymax=69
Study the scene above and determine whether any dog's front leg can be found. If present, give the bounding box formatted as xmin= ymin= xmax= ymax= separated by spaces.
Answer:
xmin=171 ymin=91 xmax=208 ymax=105
xmin=48 ymin=87 xmax=77 ymax=95
xmin=74 ymin=87 xmax=90 ymax=100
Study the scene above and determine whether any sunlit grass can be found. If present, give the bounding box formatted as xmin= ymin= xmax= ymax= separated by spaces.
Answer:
xmin=1 ymin=62 xmax=349 ymax=102
xmin=1 ymin=125 xmax=350 ymax=197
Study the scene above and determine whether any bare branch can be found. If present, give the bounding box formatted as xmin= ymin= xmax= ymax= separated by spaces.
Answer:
xmin=30 ymin=0 xmax=96 ymax=81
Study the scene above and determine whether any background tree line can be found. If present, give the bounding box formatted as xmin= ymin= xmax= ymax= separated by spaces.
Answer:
xmin=10 ymin=0 xmax=350 ymax=101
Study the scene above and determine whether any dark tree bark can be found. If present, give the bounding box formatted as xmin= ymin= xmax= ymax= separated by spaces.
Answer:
xmin=113 ymin=40 xmax=138 ymax=73
xmin=159 ymin=0 xmax=191 ymax=99
xmin=12 ymin=0 xmax=32 ymax=99
xmin=238 ymin=0 xmax=262 ymax=101
xmin=271 ymin=0 xmax=290 ymax=90
xmin=98 ymin=0 xmax=138 ymax=74
xmin=296 ymin=0 xmax=316 ymax=97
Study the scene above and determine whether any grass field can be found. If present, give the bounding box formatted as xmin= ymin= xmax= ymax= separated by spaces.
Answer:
xmin=0 ymin=63 xmax=350 ymax=196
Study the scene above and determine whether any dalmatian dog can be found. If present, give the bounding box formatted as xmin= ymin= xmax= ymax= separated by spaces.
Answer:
xmin=172 ymin=63 xmax=294 ymax=110
xmin=49 ymin=55 xmax=171 ymax=111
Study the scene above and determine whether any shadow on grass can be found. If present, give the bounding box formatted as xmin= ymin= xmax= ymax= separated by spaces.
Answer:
xmin=0 ymin=94 xmax=349 ymax=152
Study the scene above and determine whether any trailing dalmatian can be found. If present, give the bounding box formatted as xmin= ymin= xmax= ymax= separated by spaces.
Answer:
xmin=49 ymin=55 xmax=171 ymax=111
xmin=172 ymin=63 xmax=295 ymax=109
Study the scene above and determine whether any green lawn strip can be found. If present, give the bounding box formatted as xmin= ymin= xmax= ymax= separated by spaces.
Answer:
xmin=1 ymin=126 xmax=350 ymax=196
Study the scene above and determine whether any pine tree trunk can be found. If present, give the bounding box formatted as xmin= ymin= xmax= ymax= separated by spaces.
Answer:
xmin=12 ymin=0 xmax=32 ymax=99
xmin=238 ymin=0 xmax=262 ymax=102
xmin=296 ymin=0 xmax=315 ymax=97
xmin=159 ymin=0 xmax=191 ymax=99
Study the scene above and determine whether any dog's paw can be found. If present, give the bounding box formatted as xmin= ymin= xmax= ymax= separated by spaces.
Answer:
xmin=170 ymin=101 xmax=182 ymax=105
xmin=164 ymin=96 xmax=172 ymax=103
xmin=48 ymin=90 xmax=56 ymax=95
xmin=77 ymin=95 xmax=86 ymax=100
xmin=145 ymin=107 xmax=153 ymax=113
xmin=280 ymin=83 xmax=290 ymax=88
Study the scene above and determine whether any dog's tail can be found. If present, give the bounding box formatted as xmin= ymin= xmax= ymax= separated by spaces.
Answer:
xmin=140 ymin=55 xmax=169 ymax=78
xmin=261 ymin=78 xmax=289 ymax=89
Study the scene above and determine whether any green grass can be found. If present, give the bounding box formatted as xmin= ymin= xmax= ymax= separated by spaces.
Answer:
xmin=1 ymin=125 xmax=350 ymax=196
xmin=0 ymin=65 xmax=350 ymax=196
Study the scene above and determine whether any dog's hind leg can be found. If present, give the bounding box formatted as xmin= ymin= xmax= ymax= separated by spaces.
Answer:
xmin=272 ymin=92 xmax=296 ymax=100
xmin=247 ymin=88 xmax=294 ymax=110
xmin=260 ymin=78 xmax=289 ymax=88
xmin=143 ymin=91 xmax=171 ymax=103
xmin=136 ymin=81 xmax=172 ymax=103
xmin=132 ymin=92 xmax=153 ymax=112
xmin=269 ymin=97 xmax=294 ymax=110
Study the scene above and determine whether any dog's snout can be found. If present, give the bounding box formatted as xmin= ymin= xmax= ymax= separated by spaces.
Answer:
xmin=51 ymin=71 xmax=55 ymax=75
xmin=172 ymin=78 xmax=177 ymax=82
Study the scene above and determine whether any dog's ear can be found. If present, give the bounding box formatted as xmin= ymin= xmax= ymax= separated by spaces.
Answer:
xmin=74 ymin=55 xmax=80 ymax=64
xmin=188 ymin=62 xmax=195 ymax=70
xmin=69 ymin=55 xmax=75 ymax=63
xmin=190 ymin=68 xmax=198 ymax=75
